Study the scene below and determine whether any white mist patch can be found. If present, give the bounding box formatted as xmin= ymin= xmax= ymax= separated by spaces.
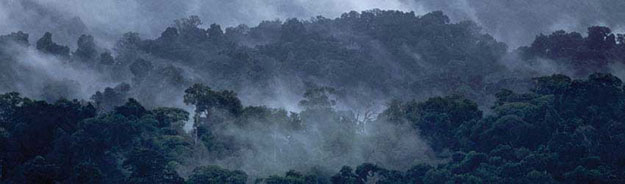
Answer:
xmin=0 ymin=3 xmax=11 ymax=33
xmin=548 ymin=15 xmax=581 ymax=34
xmin=185 ymin=110 xmax=441 ymax=178
xmin=9 ymin=44 xmax=116 ymax=101
xmin=609 ymin=63 xmax=625 ymax=81
xmin=237 ymin=78 xmax=304 ymax=113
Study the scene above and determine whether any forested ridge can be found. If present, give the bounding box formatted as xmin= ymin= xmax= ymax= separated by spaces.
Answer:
xmin=2 ymin=9 xmax=625 ymax=183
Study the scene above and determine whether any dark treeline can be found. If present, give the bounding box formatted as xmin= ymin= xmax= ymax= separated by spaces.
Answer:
xmin=2 ymin=10 xmax=515 ymax=108
xmin=2 ymin=9 xmax=625 ymax=183
xmin=520 ymin=26 xmax=625 ymax=75
xmin=3 ymin=73 xmax=625 ymax=183
xmin=3 ymin=9 xmax=625 ymax=107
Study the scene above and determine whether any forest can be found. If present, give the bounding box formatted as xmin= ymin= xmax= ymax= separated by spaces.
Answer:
xmin=2 ymin=8 xmax=625 ymax=184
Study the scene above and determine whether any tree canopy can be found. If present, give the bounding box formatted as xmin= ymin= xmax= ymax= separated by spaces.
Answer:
xmin=2 ymin=9 xmax=625 ymax=184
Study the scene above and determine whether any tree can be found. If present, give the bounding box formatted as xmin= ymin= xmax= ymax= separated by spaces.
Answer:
xmin=129 ymin=59 xmax=154 ymax=83
xmin=257 ymin=170 xmax=325 ymax=184
xmin=36 ymin=32 xmax=69 ymax=57
xmin=382 ymin=95 xmax=482 ymax=151
xmin=563 ymin=166 xmax=605 ymax=183
xmin=531 ymin=74 xmax=572 ymax=95
xmin=585 ymin=26 xmax=616 ymax=51
xmin=524 ymin=170 xmax=556 ymax=184
xmin=74 ymin=34 xmax=98 ymax=62
xmin=521 ymin=26 xmax=624 ymax=75
xmin=405 ymin=164 xmax=433 ymax=184
xmin=298 ymin=87 xmax=337 ymax=110
xmin=69 ymin=162 xmax=103 ymax=184
xmin=97 ymin=52 xmax=114 ymax=66
xmin=123 ymin=148 xmax=183 ymax=184
xmin=186 ymin=165 xmax=247 ymax=184
xmin=0 ymin=92 xmax=22 ymax=126
xmin=422 ymin=169 xmax=451 ymax=184
xmin=91 ymin=83 xmax=131 ymax=113
xmin=281 ymin=18 xmax=306 ymax=41
xmin=183 ymin=83 xmax=242 ymax=124
xmin=22 ymin=156 xmax=58 ymax=184
xmin=208 ymin=24 xmax=224 ymax=41
xmin=174 ymin=15 xmax=206 ymax=43
xmin=160 ymin=27 xmax=179 ymax=42
xmin=152 ymin=107 xmax=189 ymax=129
xmin=114 ymin=98 xmax=147 ymax=118
xmin=331 ymin=166 xmax=358 ymax=184
xmin=113 ymin=32 xmax=143 ymax=67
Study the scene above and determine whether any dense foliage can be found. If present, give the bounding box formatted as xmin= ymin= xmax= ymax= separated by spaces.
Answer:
xmin=520 ymin=26 xmax=625 ymax=75
xmin=3 ymin=72 xmax=625 ymax=183
xmin=1 ymin=9 xmax=517 ymax=108
xmin=376 ymin=73 xmax=625 ymax=183
xmin=2 ymin=9 xmax=625 ymax=183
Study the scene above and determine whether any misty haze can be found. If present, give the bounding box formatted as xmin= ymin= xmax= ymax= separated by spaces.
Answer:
xmin=1 ymin=0 xmax=625 ymax=183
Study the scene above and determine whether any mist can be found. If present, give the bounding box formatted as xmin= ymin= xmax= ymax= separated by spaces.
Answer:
xmin=3 ymin=0 xmax=624 ymax=49
xmin=180 ymin=108 xmax=441 ymax=178
xmin=2 ymin=1 xmax=625 ymax=183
